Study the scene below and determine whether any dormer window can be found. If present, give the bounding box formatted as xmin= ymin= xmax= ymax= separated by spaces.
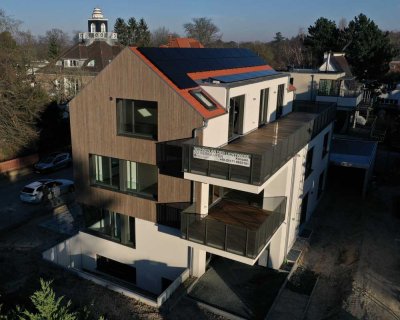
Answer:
xmin=190 ymin=90 xmax=217 ymax=111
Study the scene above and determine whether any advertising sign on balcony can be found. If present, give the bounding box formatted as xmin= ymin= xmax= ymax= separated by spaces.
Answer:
xmin=193 ymin=147 xmax=251 ymax=167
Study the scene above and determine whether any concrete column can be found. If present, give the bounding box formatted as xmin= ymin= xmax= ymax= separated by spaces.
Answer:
xmin=191 ymin=247 xmax=206 ymax=277
xmin=199 ymin=183 xmax=209 ymax=214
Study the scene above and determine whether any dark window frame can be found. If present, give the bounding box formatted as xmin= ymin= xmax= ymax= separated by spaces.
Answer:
xmin=89 ymin=154 xmax=158 ymax=201
xmin=259 ymin=88 xmax=269 ymax=126
xmin=276 ymin=84 xmax=285 ymax=119
xmin=116 ymin=98 xmax=158 ymax=140
xmin=305 ymin=147 xmax=314 ymax=179
xmin=322 ymin=132 xmax=330 ymax=158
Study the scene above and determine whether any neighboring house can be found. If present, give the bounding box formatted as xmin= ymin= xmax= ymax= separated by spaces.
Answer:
xmin=35 ymin=8 xmax=123 ymax=102
xmin=160 ymin=37 xmax=204 ymax=48
xmin=43 ymin=47 xmax=335 ymax=306
xmin=287 ymin=52 xmax=364 ymax=133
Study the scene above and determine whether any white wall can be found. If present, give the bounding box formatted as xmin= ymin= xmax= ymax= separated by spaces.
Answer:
xmin=201 ymin=85 xmax=228 ymax=108
xmin=202 ymin=113 xmax=229 ymax=147
xmin=44 ymin=218 xmax=189 ymax=295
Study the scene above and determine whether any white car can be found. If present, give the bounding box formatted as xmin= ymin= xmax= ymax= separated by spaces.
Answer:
xmin=20 ymin=179 xmax=75 ymax=203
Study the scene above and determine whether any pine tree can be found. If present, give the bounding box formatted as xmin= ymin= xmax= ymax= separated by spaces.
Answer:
xmin=136 ymin=18 xmax=151 ymax=47
xmin=114 ymin=18 xmax=128 ymax=46
xmin=127 ymin=17 xmax=137 ymax=46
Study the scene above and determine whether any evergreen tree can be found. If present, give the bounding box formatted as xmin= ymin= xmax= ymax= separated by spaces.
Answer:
xmin=304 ymin=17 xmax=345 ymax=65
xmin=114 ymin=18 xmax=128 ymax=46
xmin=345 ymin=14 xmax=396 ymax=80
xmin=127 ymin=17 xmax=137 ymax=46
xmin=135 ymin=18 xmax=151 ymax=47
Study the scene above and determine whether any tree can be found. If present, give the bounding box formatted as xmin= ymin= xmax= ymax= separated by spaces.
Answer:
xmin=345 ymin=14 xmax=396 ymax=80
xmin=183 ymin=17 xmax=221 ymax=46
xmin=42 ymin=28 xmax=70 ymax=60
xmin=305 ymin=17 xmax=345 ymax=65
xmin=114 ymin=18 xmax=128 ymax=46
xmin=273 ymin=32 xmax=285 ymax=43
xmin=19 ymin=279 xmax=77 ymax=320
xmin=135 ymin=18 xmax=151 ymax=47
xmin=0 ymin=31 xmax=49 ymax=159
xmin=0 ymin=9 xmax=20 ymax=34
xmin=127 ymin=17 xmax=137 ymax=46
xmin=151 ymin=26 xmax=179 ymax=47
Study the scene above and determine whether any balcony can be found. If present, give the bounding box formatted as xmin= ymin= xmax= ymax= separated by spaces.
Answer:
xmin=181 ymin=196 xmax=286 ymax=259
xmin=183 ymin=103 xmax=335 ymax=187
xmin=316 ymin=79 xmax=363 ymax=109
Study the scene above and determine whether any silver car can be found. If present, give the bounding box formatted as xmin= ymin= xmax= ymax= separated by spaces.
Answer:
xmin=34 ymin=153 xmax=72 ymax=173
xmin=20 ymin=179 xmax=75 ymax=203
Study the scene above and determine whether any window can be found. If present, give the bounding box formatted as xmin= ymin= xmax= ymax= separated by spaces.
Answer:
xmin=305 ymin=147 xmax=314 ymax=179
xmin=122 ymin=160 xmax=158 ymax=197
xmin=229 ymin=95 xmax=245 ymax=139
xmin=276 ymin=84 xmax=285 ymax=119
xmin=318 ymin=79 xmax=340 ymax=96
xmin=96 ymin=255 xmax=136 ymax=284
xmin=322 ymin=132 xmax=330 ymax=158
xmin=101 ymin=23 xmax=106 ymax=32
xmin=92 ymin=155 xmax=119 ymax=189
xmin=91 ymin=23 xmax=96 ymax=33
xmin=289 ymin=77 xmax=294 ymax=85
xmin=190 ymin=90 xmax=217 ymax=110
xmin=317 ymin=170 xmax=325 ymax=199
xmin=90 ymin=154 xmax=158 ymax=199
xmin=259 ymin=88 xmax=269 ymax=125
xmin=84 ymin=205 xmax=136 ymax=247
xmin=117 ymin=99 xmax=158 ymax=140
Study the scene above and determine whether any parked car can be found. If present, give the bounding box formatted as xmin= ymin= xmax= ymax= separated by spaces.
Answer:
xmin=34 ymin=152 xmax=72 ymax=173
xmin=19 ymin=179 xmax=75 ymax=203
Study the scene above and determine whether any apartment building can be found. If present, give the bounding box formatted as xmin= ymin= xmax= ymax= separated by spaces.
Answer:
xmin=44 ymin=47 xmax=335 ymax=306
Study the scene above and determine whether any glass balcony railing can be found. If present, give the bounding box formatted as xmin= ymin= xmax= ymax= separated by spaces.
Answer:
xmin=183 ymin=103 xmax=335 ymax=186
xmin=181 ymin=196 xmax=287 ymax=259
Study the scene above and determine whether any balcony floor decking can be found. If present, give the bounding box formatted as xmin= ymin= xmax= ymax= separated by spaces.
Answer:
xmin=222 ymin=112 xmax=317 ymax=155
xmin=206 ymin=199 xmax=271 ymax=231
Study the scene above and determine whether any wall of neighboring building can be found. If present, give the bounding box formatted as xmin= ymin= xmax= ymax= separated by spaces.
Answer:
xmin=289 ymin=72 xmax=345 ymax=101
xmin=69 ymin=48 xmax=203 ymax=223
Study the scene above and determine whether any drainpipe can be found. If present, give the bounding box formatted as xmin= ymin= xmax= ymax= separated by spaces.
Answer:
xmin=284 ymin=153 xmax=299 ymax=259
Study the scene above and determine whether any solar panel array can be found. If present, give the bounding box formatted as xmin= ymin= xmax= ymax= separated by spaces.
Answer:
xmin=138 ymin=48 xmax=267 ymax=89
xmin=209 ymin=70 xmax=280 ymax=83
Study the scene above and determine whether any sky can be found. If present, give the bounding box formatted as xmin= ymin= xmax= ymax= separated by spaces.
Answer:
xmin=1 ymin=0 xmax=399 ymax=42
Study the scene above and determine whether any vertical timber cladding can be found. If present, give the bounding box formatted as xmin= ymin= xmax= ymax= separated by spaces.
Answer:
xmin=70 ymin=48 xmax=203 ymax=221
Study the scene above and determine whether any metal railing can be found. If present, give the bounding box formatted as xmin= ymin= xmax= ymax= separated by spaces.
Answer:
xmin=181 ymin=197 xmax=286 ymax=259
xmin=183 ymin=103 xmax=335 ymax=186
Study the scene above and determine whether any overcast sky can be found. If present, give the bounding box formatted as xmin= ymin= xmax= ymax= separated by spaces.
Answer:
xmin=1 ymin=0 xmax=399 ymax=42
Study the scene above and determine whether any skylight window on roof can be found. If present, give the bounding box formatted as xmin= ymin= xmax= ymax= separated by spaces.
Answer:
xmin=191 ymin=91 xmax=217 ymax=111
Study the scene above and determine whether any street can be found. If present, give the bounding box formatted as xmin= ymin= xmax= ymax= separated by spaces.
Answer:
xmin=0 ymin=167 xmax=73 ymax=232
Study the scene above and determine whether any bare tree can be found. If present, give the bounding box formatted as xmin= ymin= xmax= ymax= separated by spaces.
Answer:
xmin=183 ymin=17 xmax=221 ymax=46
xmin=338 ymin=18 xmax=348 ymax=31
xmin=151 ymin=27 xmax=179 ymax=47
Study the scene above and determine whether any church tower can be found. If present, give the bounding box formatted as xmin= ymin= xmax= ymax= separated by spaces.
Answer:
xmin=79 ymin=8 xmax=117 ymax=45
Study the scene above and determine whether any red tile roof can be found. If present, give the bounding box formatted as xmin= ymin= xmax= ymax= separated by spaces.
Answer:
xmin=188 ymin=65 xmax=272 ymax=81
xmin=160 ymin=37 xmax=204 ymax=48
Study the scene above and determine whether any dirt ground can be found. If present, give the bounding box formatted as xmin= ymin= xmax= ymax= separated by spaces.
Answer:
xmin=301 ymin=149 xmax=400 ymax=320
xmin=0 ymin=212 xmax=224 ymax=320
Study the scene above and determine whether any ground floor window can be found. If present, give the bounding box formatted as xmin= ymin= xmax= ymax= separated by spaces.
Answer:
xmin=96 ymin=255 xmax=136 ymax=284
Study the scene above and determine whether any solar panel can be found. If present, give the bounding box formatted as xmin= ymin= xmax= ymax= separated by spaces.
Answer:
xmin=209 ymin=70 xmax=280 ymax=83
xmin=137 ymin=48 xmax=270 ymax=89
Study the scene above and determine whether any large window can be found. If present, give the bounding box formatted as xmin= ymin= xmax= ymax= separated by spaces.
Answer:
xmin=317 ymin=170 xmax=325 ymax=199
xmin=318 ymin=79 xmax=340 ymax=96
xmin=97 ymin=255 xmax=136 ymax=284
xmin=276 ymin=84 xmax=284 ymax=119
xmin=305 ymin=147 xmax=314 ymax=179
xmin=259 ymin=88 xmax=269 ymax=126
xmin=92 ymin=155 xmax=119 ymax=189
xmin=322 ymin=132 xmax=330 ymax=158
xmin=117 ymin=98 xmax=158 ymax=140
xmin=229 ymin=95 xmax=245 ymax=139
xmin=84 ymin=205 xmax=136 ymax=248
xmin=90 ymin=154 xmax=158 ymax=199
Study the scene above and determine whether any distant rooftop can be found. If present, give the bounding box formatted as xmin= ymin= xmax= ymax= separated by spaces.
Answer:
xmin=160 ymin=37 xmax=204 ymax=48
